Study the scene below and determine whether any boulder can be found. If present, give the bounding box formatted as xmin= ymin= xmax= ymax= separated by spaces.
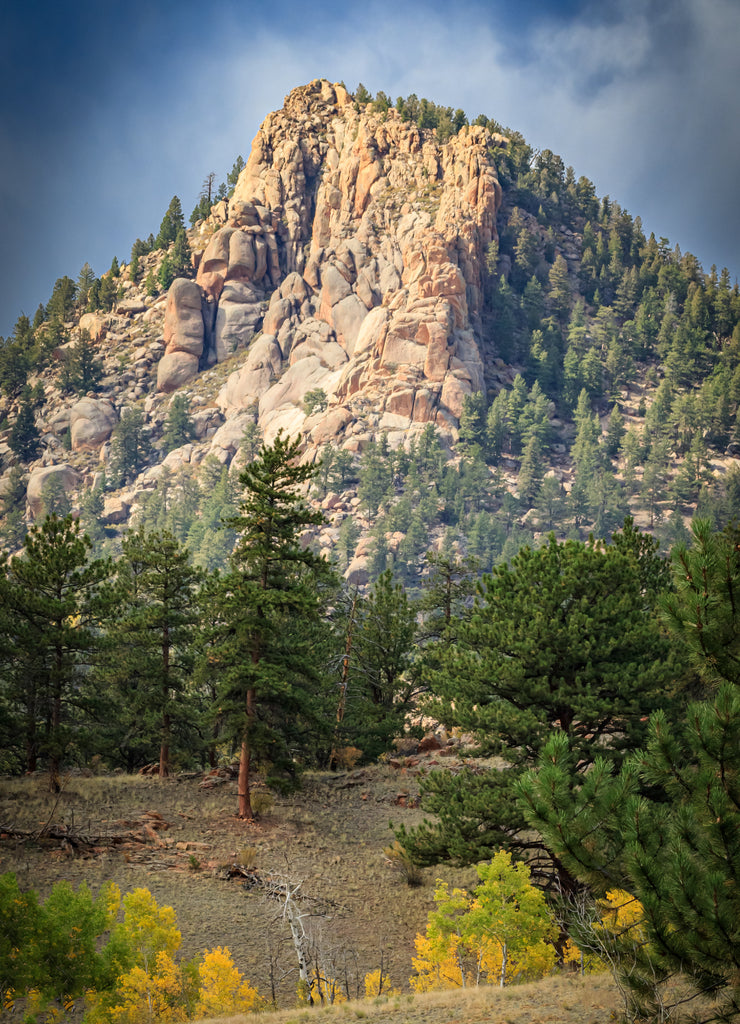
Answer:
xmin=439 ymin=373 xmax=471 ymax=420
xmin=310 ymin=406 xmax=354 ymax=445
xmin=27 ymin=464 xmax=81 ymax=518
xmin=101 ymin=495 xmax=131 ymax=525
xmin=227 ymin=229 xmax=256 ymax=280
xmin=290 ymin=338 xmax=347 ymax=371
xmin=344 ymin=555 xmax=369 ymax=587
xmin=213 ymin=280 xmax=264 ymax=361
xmin=353 ymin=306 xmax=388 ymax=357
xmin=210 ymin=412 xmax=255 ymax=456
xmin=157 ymin=351 xmax=199 ymax=393
xmin=217 ymin=335 xmax=283 ymax=414
xmin=78 ymin=312 xmax=107 ymax=342
xmin=319 ymin=264 xmax=352 ymax=309
xmin=70 ymin=398 xmax=118 ymax=451
xmin=332 ymin=295 xmax=367 ymax=354
xmin=192 ymin=408 xmax=224 ymax=439
xmin=116 ymin=298 xmax=147 ymax=316
xmin=387 ymin=389 xmax=415 ymax=418
xmin=258 ymin=356 xmax=330 ymax=421
xmin=163 ymin=279 xmax=205 ymax=357
xmin=48 ymin=408 xmax=72 ymax=436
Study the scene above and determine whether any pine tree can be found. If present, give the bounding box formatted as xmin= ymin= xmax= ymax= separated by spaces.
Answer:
xmin=162 ymin=394 xmax=195 ymax=453
xmin=516 ymin=435 xmax=544 ymax=507
xmin=533 ymin=474 xmax=567 ymax=532
xmin=155 ymin=196 xmax=185 ymax=250
xmin=0 ymin=465 xmax=28 ymax=551
xmin=76 ymin=263 xmax=96 ymax=309
xmin=60 ymin=329 xmax=103 ymax=395
xmin=226 ymin=155 xmax=245 ymax=195
xmin=8 ymin=387 xmax=40 ymax=461
xmin=157 ymin=254 xmax=175 ymax=292
xmin=114 ymin=528 xmax=202 ymax=778
xmin=0 ymin=516 xmax=112 ymax=787
xmin=603 ymin=403 xmax=625 ymax=460
xmin=171 ymin=228 xmax=191 ymax=277
xmin=38 ymin=474 xmax=72 ymax=520
xmin=519 ymin=521 xmax=740 ymax=1022
xmin=340 ymin=570 xmax=418 ymax=761
xmin=46 ymin=276 xmax=77 ymax=322
xmin=109 ymin=408 xmax=151 ymax=486
xmin=77 ymin=479 xmax=107 ymax=550
xmin=457 ymin=392 xmax=487 ymax=453
xmin=547 ymin=254 xmax=571 ymax=327
xmin=396 ymin=527 xmax=674 ymax=877
xmin=211 ymin=431 xmax=332 ymax=818
xmin=144 ymin=270 xmax=157 ymax=297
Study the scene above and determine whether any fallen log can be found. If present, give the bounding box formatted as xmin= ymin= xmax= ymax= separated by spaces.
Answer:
xmin=0 ymin=812 xmax=173 ymax=851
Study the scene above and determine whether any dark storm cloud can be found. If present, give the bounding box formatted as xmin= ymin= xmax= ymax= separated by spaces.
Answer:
xmin=0 ymin=0 xmax=737 ymax=338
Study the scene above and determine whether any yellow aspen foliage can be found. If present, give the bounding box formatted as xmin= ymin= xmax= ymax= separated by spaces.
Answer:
xmin=296 ymin=973 xmax=347 ymax=1005
xmin=598 ymin=889 xmax=647 ymax=939
xmin=410 ymin=853 xmax=558 ymax=991
xmin=466 ymin=852 xmax=557 ymax=986
xmin=410 ymin=930 xmax=467 ymax=992
xmin=315 ymin=974 xmax=347 ymax=1004
xmin=116 ymin=888 xmax=181 ymax=970
xmin=86 ymin=888 xmax=187 ymax=1024
xmin=101 ymin=883 xmax=122 ymax=929
xmin=561 ymin=936 xmax=604 ymax=974
xmin=559 ymin=890 xmax=647 ymax=975
xmin=364 ymin=968 xmax=400 ymax=997
xmin=107 ymin=951 xmax=188 ymax=1024
xmin=196 ymin=946 xmax=262 ymax=1016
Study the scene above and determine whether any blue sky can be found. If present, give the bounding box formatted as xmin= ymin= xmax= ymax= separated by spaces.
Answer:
xmin=1 ymin=0 xmax=738 ymax=337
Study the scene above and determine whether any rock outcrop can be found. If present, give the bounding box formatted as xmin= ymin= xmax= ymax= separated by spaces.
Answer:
xmin=70 ymin=398 xmax=118 ymax=451
xmin=158 ymin=79 xmax=504 ymax=451
xmin=27 ymin=464 xmax=82 ymax=519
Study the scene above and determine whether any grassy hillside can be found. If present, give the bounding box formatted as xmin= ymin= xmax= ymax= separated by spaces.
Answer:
xmin=0 ymin=766 xmax=625 ymax=1022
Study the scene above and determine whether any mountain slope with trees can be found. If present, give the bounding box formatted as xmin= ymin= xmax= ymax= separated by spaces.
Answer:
xmin=0 ymin=79 xmax=737 ymax=577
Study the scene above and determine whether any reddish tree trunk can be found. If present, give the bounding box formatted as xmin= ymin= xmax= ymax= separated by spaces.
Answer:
xmin=238 ymin=686 xmax=256 ymax=818
xmin=159 ymin=712 xmax=170 ymax=779
xmin=159 ymin=623 xmax=170 ymax=779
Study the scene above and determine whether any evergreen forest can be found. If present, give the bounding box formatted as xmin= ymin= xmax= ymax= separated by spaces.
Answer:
xmin=0 ymin=84 xmax=739 ymax=1022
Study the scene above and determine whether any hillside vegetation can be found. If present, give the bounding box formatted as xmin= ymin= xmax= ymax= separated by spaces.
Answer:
xmin=0 ymin=82 xmax=739 ymax=1024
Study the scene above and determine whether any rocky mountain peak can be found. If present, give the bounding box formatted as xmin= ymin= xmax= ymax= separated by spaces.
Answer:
xmin=160 ymin=78 xmax=504 ymax=453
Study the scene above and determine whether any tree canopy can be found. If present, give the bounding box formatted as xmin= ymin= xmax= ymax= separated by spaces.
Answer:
xmin=518 ymin=521 xmax=740 ymax=1021
xmin=396 ymin=522 xmax=675 ymax=881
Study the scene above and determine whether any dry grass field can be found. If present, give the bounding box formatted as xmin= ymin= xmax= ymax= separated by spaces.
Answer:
xmin=0 ymin=765 xmax=623 ymax=1022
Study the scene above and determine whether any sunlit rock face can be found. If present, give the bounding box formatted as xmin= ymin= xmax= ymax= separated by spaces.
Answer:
xmin=159 ymin=78 xmax=505 ymax=452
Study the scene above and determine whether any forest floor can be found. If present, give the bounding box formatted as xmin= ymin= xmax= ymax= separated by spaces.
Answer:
xmin=0 ymin=760 xmax=623 ymax=1021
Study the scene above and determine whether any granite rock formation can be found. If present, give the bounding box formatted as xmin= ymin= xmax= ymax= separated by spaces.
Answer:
xmin=158 ymin=79 xmax=504 ymax=452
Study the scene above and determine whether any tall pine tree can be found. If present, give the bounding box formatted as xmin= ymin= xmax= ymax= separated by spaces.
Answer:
xmin=0 ymin=516 xmax=112 ymax=787
xmin=113 ymin=528 xmax=202 ymax=777
xmin=211 ymin=431 xmax=333 ymax=818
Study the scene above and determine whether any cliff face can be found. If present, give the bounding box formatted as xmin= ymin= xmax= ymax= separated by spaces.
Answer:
xmin=159 ymin=79 xmax=504 ymax=452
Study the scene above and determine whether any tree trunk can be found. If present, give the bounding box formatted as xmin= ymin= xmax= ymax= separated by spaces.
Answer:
xmin=284 ymin=895 xmax=313 ymax=1005
xmin=499 ymin=942 xmax=507 ymax=988
xmin=50 ymin=639 xmax=62 ymax=793
xmin=159 ymin=624 xmax=170 ymax=778
xmin=238 ymin=686 xmax=256 ymax=818
xmin=159 ymin=712 xmax=170 ymax=780
xmin=49 ymin=690 xmax=61 ymax=793
xmin=25 ymin=708 xmax=37 ymax=774
xmin=329 ymin=592 xmax=357 ymax=771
